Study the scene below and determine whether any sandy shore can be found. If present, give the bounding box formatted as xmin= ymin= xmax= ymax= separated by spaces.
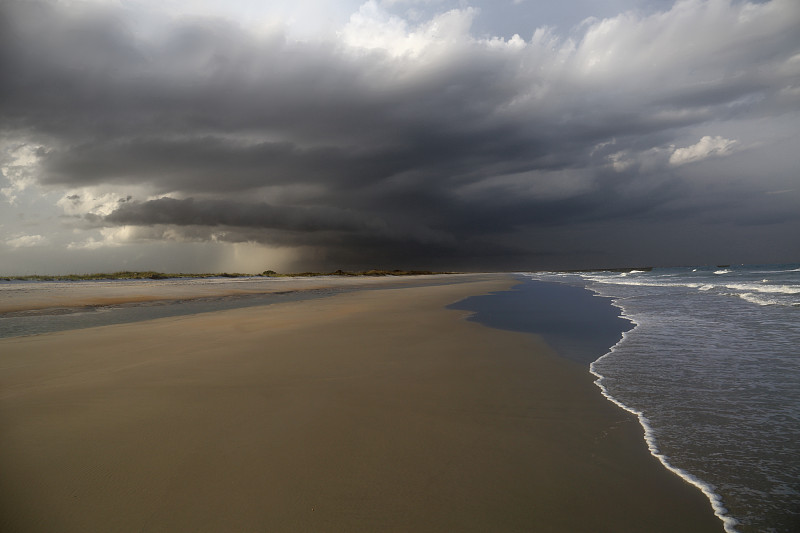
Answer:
xmin=0 ymin=275 xmax=722 ymax=532
xmin=0 ymin=274 xmax=465 ymax=314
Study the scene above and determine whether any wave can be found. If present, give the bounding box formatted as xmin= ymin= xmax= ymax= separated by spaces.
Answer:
xmin=724 ymin=283 xmax=800 ymax=295
xmin=615 ymin=270 xmax=648 ymax=277
xmin=578 ymin=275 xmax=799 ymax=303
xmin=588 ymin=299 xmax=741 ymax=533
xmin=751 ymin=268 xmax=800 ymax=274
xmin=582 ymin=277 xmax=703 ymax=290
xmin=735 ymin=292 xmax=797 ymax=307
xmin=714 ymin=269 xmax=732 ymax=275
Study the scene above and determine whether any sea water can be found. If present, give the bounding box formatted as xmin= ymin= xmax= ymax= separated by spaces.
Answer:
xmin=529 ymin=264 xmax=800 ymax=533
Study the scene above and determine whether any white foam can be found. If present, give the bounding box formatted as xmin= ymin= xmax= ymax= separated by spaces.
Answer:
xmin=584 ymin=275 xmax=800 ymax=303
xmin=583 ymin=276 xmax=706 ymax=292
xmin=724 ymin=283 xmax=800 ymax=295
xmin=737 ymin=292 xmax=783 ymax=307
xmin=757 ymin=267 xmax=800 ymax=273
xmin=588 ymin=294 xmax=741 ymax=533
xmin=714 ymin=269 xmax=732 ymax=275
xmin=582 ymin=276 xmax=666 ymax=288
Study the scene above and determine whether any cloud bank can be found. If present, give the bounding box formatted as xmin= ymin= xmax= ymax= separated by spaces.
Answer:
xmin=1 ymin=0 xmax=798 ymax=271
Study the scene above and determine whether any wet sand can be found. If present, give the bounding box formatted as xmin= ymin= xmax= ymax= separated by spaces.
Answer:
xmin=0 ymin=274 xmax=462 ymax=314
xmin=0 ymin=275 xmax=722 ymax=532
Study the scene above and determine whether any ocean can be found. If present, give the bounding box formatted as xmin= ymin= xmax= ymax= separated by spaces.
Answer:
xmin=528 ymin=264 xmax=800 ymax=533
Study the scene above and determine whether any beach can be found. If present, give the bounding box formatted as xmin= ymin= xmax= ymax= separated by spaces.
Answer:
xmin=0 ymin=275 xmax=722 ymax=532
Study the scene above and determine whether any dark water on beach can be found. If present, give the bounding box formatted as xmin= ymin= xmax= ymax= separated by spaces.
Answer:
xmin=511 ymin=265 xmax=800 ymax=533
xmin=448 ymin=279 xmax=633 ymax=365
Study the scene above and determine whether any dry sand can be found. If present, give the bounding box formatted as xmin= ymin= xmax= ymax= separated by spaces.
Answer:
xmin=0 ymin=275 xmax=723 ymax=532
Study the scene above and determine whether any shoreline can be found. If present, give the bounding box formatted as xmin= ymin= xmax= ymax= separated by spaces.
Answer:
xmin=591 ymin=345 xmax=739 ymax=533
xmin=586 ymin=296 xmax=740 ymax=533
xmin=0 ymin=275 xmax=722 ymax=532
xmin=455 ymin=276 xmax=735 ymax=530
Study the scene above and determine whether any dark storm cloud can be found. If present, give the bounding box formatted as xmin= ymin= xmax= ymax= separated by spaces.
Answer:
xmin=1 ymin=0 xmax=799 ymax=269
xmin=105 ymin=196 xmax=379 ymax=233
xmin=40 ymin=137 xmax=411 ymax=192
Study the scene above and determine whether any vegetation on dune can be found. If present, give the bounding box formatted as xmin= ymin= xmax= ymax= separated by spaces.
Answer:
xmin=260 ymin=269 xmax=442 ymax=277
xmin=1 ymin=269 xmax=448 ymax=281
xmin=0 ymin=271 xmax=247 ymax=281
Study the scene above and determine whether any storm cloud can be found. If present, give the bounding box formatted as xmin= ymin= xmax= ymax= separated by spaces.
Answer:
xmin=1 ymin=0 xmax=798 ymax=271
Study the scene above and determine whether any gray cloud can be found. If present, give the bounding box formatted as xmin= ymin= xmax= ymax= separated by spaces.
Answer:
xmin=105 ymin=197 xmax=381 ymax=233
xmin=1 ymin=0 xmax=799 ymax=270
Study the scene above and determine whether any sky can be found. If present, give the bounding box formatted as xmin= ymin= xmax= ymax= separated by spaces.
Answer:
xmin=1 ymin=0 xmax=798 ymax=274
